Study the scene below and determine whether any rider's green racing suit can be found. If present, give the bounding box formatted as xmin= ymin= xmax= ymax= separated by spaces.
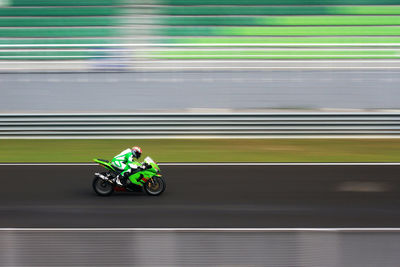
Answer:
xmin=111 ymin=148 xmax=141 ymax=178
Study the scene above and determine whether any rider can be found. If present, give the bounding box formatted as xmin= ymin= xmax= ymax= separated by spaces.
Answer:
xmin=111 ymin=146 xmax=147 ymax=186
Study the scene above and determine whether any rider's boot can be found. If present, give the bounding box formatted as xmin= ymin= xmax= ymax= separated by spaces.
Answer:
xmin=115 ymin=173 xmax=129 ymax=187
xmin=116 ymin=167 xmax=145 ymax=187
xmin=115 ymin=168 xmax=131 ymax=187
xmin=115 ymin=175 xmax=124 ymax=186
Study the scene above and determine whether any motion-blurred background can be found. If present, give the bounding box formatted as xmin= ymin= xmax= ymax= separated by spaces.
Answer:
xmin=2 ymin=0 xmax=400 ymax=266
xmin=2 ymin=0 xmax=400 ymax=71
xmin=2 ymin=0 xmax=400 ymax=113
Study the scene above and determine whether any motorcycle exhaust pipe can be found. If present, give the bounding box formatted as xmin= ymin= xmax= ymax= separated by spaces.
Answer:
xmin=95 ymin=172 xmax=109 ymax=181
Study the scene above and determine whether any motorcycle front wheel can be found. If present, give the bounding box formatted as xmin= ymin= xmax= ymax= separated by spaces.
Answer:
xmin=93 ymin=176 xmax=114 ymax=196
xmin=144 ymin=177 xmax=166 ymax=196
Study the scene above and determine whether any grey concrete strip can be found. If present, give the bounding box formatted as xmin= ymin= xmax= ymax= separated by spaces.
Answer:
xmin=1 ymin=230 xmax=399 ymax=266
xmin=1 ymin=71 xmax=400 ymax=112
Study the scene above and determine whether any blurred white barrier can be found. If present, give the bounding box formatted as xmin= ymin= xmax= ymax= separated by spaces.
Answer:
xmin=0 ymin=228 xmax=399 ymax=266
xmin=3 ymin=43 xmax=400 ymax=71
xmin=1 ymin=112 xmax=400 ymax=138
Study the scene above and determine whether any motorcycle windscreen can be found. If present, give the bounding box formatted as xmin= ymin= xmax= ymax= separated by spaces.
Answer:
xmin=143 ymin=156 xmax=160 ymax=172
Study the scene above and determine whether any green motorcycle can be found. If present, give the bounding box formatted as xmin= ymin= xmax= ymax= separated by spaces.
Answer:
xmin=92 ymin=156 xmax=166 ymax=196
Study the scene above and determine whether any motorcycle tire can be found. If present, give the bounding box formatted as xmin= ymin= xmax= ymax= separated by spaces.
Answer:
xmin=93 ymin=176 xmax=114 ymax=196
xmin=144 ymin=176 xmax=166 ymax=196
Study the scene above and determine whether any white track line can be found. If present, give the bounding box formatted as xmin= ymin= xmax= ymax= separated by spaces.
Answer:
xmin=0 ymin=228 xmax=400 ymax=232
xmin=0 ymin=163 xmax=400 ymax=166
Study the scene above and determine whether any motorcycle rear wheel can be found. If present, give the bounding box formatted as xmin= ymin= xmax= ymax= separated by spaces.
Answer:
xmin=93 ymin=176 xmax=114 ymax=196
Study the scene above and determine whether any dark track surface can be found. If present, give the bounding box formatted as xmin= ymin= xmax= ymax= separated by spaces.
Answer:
xmin=1 ymin=165 xmax=400 ymax=227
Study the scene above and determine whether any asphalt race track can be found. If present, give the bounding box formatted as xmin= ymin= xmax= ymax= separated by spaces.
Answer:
xmin=1 ymin=165 xmax=400 ymax=227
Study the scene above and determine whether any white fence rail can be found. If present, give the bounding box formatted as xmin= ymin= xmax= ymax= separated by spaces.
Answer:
xmin=1 ymin=112 xmax=400 ymax=138
xmin=2 ymin=43 xmax=400 ymax=71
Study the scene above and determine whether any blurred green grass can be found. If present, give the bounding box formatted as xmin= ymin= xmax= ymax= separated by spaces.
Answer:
xmin=162 ymin=37 xmax=400 ymax=44
xmin=157 ymin=16 xmax=400 ymax=26
xmin=158 ymin=6 xmax=400 ymax=15
xmin=149 ymin=50 xmax=399 ymax=59
xmin=157 ymin=26 xmax=400 ymax=36
xmin=1 ymin=139 xmax=400 ymax=162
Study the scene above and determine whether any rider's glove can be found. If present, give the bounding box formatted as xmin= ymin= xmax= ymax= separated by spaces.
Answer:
xmin=143 ymin=163 xmax=151 ymax=169
xmin=140 ymin=165 xmax=147 ymax=170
